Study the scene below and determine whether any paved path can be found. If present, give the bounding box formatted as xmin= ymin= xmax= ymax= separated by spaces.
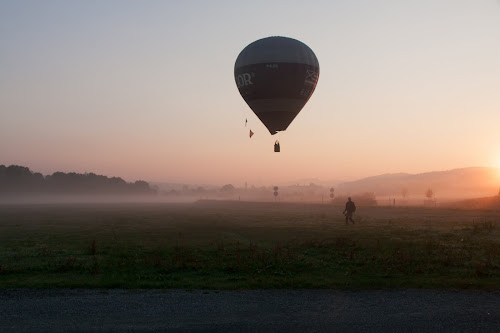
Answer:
xmin=1 ymin=289 xmax=499 ymax=332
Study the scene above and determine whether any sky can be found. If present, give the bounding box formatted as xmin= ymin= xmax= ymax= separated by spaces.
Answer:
xmin=1 ymin=0 xmax=500 ymax=186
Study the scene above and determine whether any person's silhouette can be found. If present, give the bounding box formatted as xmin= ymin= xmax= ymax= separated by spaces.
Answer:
xmin=343 ymin=197 xmax=356 ymax=224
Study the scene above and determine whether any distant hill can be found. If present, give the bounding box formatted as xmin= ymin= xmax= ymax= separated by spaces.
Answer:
xmin=337 ymin=167 xmax=500 ymax=199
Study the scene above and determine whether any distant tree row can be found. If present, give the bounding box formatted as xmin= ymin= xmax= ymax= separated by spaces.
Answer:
xmin=0 ymin=165 xmax=156 ymax=195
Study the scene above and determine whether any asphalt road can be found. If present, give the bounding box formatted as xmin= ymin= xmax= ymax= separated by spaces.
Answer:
xmin=1 ymin=289 xmax=499 ymax=332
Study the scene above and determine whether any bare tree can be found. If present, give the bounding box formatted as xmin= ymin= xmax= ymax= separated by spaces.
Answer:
xmin=401 ymin=188 xmax=409 ymax=199
xmin=425 ymin=188 xmax=434 ymax=199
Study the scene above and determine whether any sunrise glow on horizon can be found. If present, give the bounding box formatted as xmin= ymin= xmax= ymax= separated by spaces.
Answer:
xmin=1 ymin=1 xmax=500 ymax=186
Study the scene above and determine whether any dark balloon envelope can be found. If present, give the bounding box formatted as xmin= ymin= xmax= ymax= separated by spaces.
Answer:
xmin=234 ymin=36 xmax=320 ymax=135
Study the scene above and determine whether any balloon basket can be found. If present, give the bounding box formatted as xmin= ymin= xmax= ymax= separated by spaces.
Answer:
xmin=274 ymin=141 xmax=280 ymax=152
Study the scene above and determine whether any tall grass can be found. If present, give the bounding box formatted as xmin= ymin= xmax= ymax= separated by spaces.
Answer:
xmin=0 ymin=202 xmax=498 ymax=289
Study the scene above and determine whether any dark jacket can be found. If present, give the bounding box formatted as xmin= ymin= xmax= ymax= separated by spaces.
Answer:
xmin=345 ymin=201 xmax=356 ymax=213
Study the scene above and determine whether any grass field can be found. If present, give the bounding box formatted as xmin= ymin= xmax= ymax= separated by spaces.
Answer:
xmin=0 ymin=200 xmax=498 ymax=289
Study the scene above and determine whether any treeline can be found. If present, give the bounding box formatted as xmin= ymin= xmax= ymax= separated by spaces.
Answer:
xmin=158 ymin=181 xmax=379 ymax=205
xmin=0 ymin=165 xmax=156 ymax=195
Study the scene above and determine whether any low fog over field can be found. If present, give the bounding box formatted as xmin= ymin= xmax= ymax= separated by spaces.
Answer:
xmin=2 ymin=165 xmax=500 ymax=207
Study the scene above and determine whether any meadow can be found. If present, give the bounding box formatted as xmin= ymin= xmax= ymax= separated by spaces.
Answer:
xmin=0 ymin=200 xmax=498 ymax=290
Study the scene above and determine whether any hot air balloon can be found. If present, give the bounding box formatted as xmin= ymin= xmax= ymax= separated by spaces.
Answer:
xmin=234 ymin=36 xmax=320 ymax=152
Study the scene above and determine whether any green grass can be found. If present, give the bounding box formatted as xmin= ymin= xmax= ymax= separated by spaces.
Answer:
xmin=0 ymin=201 xmax=499 ymax=289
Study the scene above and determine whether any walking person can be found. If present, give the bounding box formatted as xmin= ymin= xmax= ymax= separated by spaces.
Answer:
xmin=343 ymin=197 xmax=356 ymax=224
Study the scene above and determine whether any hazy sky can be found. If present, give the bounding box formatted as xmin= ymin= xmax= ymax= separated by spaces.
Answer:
xmin=1 ymin=0 xmax=500 ymax=185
